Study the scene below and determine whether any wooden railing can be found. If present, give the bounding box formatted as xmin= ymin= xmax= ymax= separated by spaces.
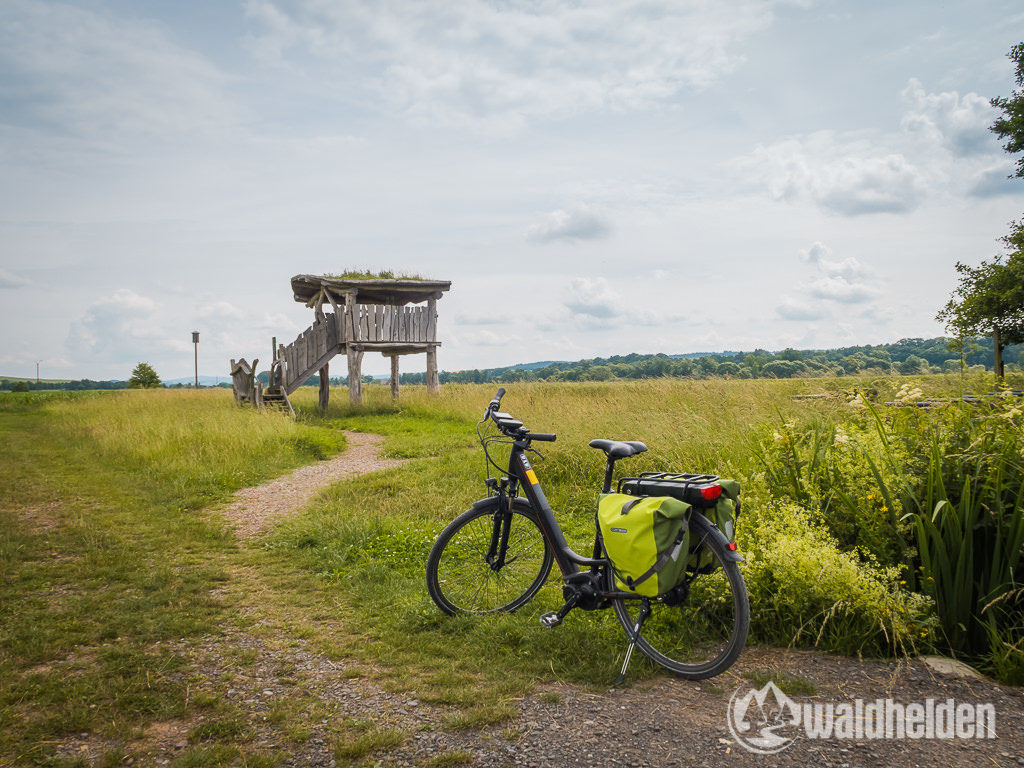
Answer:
xmin=281 ymin=313 xmax=338 ymax=393
xmin=346 ymin=303 xmax=436 ymax=343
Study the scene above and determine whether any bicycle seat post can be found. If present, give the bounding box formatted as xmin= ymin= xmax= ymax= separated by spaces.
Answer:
xmin=602 ymin=456 xmax=618 ymax=494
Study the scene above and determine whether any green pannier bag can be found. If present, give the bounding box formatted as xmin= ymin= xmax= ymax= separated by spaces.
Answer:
xmin=688 ymin=478 xmax=741 ymax=572
xmin=597 ymin=493 xmax=691 ymax=597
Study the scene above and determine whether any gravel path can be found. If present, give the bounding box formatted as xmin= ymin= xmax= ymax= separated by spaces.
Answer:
xmin=122 ymin=624 xmax=1024 ymax=768
xmin=219 ymin=431 xmax=407 ymax=538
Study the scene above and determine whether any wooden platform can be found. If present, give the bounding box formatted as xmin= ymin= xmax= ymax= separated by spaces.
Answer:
xmin=231 ymin=275 xmax=451 ymax=412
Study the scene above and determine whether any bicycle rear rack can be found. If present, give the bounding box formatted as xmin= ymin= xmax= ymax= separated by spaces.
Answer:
xmin=618 ymin=472 xmax=721 ymax=506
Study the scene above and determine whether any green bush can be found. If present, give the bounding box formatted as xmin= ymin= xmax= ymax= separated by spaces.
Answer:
xmin=738 ymin=498 xmax=932 ymax=656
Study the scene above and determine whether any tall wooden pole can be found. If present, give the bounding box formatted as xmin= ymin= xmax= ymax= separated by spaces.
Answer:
xmin=192 ymin=331 xmax=199 ymax=389
xmin=347 ymin=347 xmax=364 ymax=404
xmin=390 ymin=355 xmax=400 ymax=401
xmin=319 ymin=363 xmax=330 ymax=414
xmin=426 ymin=346 xmax=439 ymax=395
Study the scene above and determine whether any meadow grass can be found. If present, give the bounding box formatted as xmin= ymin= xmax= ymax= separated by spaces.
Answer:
xmin=0 ymin=389 xmax=344 ymax=764
xmin=1 ymin=373 xmax=1019 ymax=763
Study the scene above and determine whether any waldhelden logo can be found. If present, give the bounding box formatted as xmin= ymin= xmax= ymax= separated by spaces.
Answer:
xmin=728 ymin=681 xmax=800 ymax=753
xmin=727 ymin=681 xmax=996 ymax=755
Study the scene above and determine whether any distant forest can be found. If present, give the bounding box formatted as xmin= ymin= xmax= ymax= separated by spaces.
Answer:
xmin=396 ymin=336 xmax=1022 ymax=386
xmin=3 ymin=336 xmax=1020 ymax=391
xmin=0 ymin=378 xmax=232 ymax=392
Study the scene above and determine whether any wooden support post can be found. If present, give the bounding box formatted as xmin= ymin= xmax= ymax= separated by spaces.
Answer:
xmin=347 ymin=346 xmax=364 ymax=404
xmin=427 ymin=298 xmax=437 ymax=342
xmin=314 ymin=291 xmax=326 ymax=324
xmin=426 ymin=346 xmax=440 ymax=395
xmin=319 ymin=363 xmax=330 ymax=414
xmin=390 ymin=355 xmax=400 ymax=401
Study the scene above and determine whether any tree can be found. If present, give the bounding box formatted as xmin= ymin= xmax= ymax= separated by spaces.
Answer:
xmin=128 ymin=362 xmax=162 ymax=389
xmin=937 ymin=241 xmax=1024 ymax=378
xmin=938 ymin=44 xmax=1024 ymax=379
xmin=991 ymin=43 xmax=1024 ymax=178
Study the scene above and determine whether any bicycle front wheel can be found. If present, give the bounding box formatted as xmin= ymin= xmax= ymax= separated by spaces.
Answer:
xmin=611 ymin=513 xmax=749 ymax=680
xmin=426 ymin=499 xmax=553 ymax=615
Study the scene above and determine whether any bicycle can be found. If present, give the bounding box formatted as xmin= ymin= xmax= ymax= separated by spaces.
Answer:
xmin=425 ymin=388 xmax=750 ymax=681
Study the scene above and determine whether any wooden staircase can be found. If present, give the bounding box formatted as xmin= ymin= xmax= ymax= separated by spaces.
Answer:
xmin=260 ymin=385 xmax=294 ymax=417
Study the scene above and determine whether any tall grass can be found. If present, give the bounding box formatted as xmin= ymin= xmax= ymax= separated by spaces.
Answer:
xmin=42 ymin=389 xmax=345 ymax=509
xmin=757 ymin=385 xmax=1024 ymax=682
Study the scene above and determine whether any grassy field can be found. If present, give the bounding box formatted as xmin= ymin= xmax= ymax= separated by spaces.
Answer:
xmin=0 ymin=374 xmax=1020 ymax=765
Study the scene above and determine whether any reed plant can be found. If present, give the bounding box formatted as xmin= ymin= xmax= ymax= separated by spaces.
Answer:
xmin=756 ymin=385 xmax=1024 ymax=682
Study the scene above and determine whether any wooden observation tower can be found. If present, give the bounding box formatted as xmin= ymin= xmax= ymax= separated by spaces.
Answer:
xmin=231 ymin=274 xmax=451 ymax=413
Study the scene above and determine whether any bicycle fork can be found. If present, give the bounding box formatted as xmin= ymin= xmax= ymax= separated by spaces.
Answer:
xmin=485 ymin=478 xmax=513 ymax=570
xmin=615 ymin=599 xmax=651 ymax=685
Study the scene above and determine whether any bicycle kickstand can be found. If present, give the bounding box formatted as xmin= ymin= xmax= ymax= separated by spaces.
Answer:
xmin=615 ymin=600 xmax=651 ymax=685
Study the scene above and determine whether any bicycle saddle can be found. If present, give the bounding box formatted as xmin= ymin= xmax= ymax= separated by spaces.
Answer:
xmin=588 ymin=439 xmax=648 ymax=458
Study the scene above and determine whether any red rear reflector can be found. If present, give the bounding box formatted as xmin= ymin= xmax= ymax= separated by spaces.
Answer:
xmin=727 ymin=542 xmax=738 ymax=551
xmin=700 ymin=484 xmax=722 ymax=501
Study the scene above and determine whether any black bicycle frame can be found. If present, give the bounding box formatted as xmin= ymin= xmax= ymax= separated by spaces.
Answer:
xmin=504 ymin=439 xmax=607 ymax=578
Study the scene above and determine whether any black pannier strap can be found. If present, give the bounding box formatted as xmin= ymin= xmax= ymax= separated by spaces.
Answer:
xmin=623 ymin=518 xmax=689 ymax=589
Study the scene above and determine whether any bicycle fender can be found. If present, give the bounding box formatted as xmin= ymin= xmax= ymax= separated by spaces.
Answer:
xmin=722 ymin=547 xmax=745 ymax=564
xmin=693 ymin=513 xmax=745 ymax=563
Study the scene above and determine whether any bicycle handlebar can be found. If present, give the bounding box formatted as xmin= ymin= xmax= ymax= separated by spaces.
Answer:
xmin=483 ymin=388 xmax=555 ymax=442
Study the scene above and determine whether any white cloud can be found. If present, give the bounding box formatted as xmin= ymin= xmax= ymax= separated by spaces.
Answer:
xmin=455 ymin=313 xmax=506 ymax=326
xmin=66 ymin=289 xmax=172 ymax=361
xmin=258 ymin=312 xmax=292 ymax=331
xmin=0 ymin=0 xmax=236 ymax=146
xmin=806 ymin=276 xmax=877 ymax=303
xmin=743 ymin=134 xmax=927 ymax=216
xmin=0 ymin=268 xmax=31 ymax=289
xmin=738 ymin=78 xmax=1006 ymax=214
xmin=527 ymin=206 xmax=613 ymax=243
xmin=460 ymin=329 xmax=518 ymax=347
xmin=199 ymin=301 xmax=245 ymax=321
xmin=776 ymin=298 xmax=827 ymax=321
xmin=799 ymin=241 xmax=872 ymax=281
xmin=245 ymin=0 xmax=784 ymax=131
xmin=777 ymin=242 xmax=880 ymax=319
xmin=900 ymin=78 xmax=998 ymax=157
xmin=563 ymin=277 xmax=620 ymax=319
xmin=968 ymin=163 xmax=1024 ymax=198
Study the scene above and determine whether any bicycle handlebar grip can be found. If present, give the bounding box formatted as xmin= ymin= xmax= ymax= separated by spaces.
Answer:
xmin=484 ymin=387 xmax=507 ymax=419
xmin=529 ymin=433 xmax=557 ymax=442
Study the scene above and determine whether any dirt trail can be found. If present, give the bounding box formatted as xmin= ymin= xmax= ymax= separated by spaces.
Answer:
xmin=219 ymin=430 xmax=407 ymax=538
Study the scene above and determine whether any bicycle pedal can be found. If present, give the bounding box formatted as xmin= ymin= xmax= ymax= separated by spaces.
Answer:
xmin=539 ymin=612 xmax=562 ymax=628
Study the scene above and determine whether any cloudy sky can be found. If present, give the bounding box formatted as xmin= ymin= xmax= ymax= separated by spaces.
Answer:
xmin=2 ymin=0 xmax=1023 ymax=381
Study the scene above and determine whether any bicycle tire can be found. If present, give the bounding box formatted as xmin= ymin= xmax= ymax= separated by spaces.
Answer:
xmin=611 ymin=513 xmax=749 ymax=680
xmin=426 ymin=498 xmax=554 ymax=615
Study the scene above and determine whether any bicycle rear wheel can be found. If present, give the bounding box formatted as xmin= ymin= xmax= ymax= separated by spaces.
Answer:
xmin=611 ymin=513 xmax=749 ymax=680
xmin=426 ymin=498 xmax=553 ymax=615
